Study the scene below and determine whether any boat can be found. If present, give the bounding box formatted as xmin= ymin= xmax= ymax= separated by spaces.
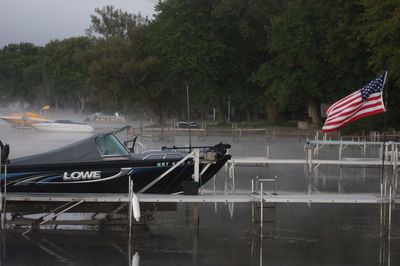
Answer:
xmin=0 ymin=112 xmax=53 ymax=127
xmin=32 ymin=120 xmax=94 ymax=133
xmin=176 ymin=121 xmax=200 ymax=128
xmin=0 ymin=130 xmax=231 ymax=194
xmin=84 ymin=112 xmax=125 ymax=123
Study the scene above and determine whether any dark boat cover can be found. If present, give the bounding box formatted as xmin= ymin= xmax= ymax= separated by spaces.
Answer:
xmin=10 ymin=132 xmax=127 ymax=166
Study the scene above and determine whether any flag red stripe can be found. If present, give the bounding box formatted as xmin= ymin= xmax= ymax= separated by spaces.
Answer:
xmin=326 ymin=96 xmax=362 ymax=119
xmin=325 ymin=92 xmax=381 ymax=121
xmin=326 ymin=90 xmax=360 ymax=114
xmin=322 ymin=94 xmax=385 ymax=132
xmin=325 ymin=98 xmax=362 ymax=122
xmin=323 ymin=108 xmax=385 ymax=132
xmin=324 ymin=95 xmax=382 ymax=125
xmin=322 ymin=72 xmax=387 ymax=133
xmin=323 ymin=100 xmax=384 ymax=128
xmin=323 ymin=102 xmax=384 ymax=129
xmin=323 ymin=104 xmax=385 ymax=131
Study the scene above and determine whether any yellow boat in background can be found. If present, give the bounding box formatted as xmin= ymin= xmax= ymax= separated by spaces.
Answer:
xmin=0 ymin=106 xmax=54 ymax=127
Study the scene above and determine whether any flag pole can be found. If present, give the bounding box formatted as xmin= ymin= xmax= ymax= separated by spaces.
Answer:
xmin=186 ymin=85 xmax=192 ymax=151
xmin=383 ymin=70 xmax=389 ymax=127
xmin=382 ymin=70 xmax=388 ymax=146
xmin=381 ymin=70 xmax=389 ymax=197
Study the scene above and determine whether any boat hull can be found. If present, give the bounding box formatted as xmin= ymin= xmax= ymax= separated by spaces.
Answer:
xmin=1 ymin=156 xmax=230 ymax=194
xmin=32 ymin=123 xmax=94 ymax=133
xmin=0 ymin=113 xmax=53 ymax=126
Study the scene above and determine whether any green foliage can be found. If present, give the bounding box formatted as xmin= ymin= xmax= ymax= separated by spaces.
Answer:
xmin=254 ymin=0 xmax=334 ymax=112
xmin=359 ymin=0 xmax=400 ymax=127
xmin=1 ymin=1 xmax=400 ymax=133
xmin=42 ymin=37 xmax=93 ymax=111
xmin=0 ymin=43 xmax=43 ymax=104
xmin=86 ymin=9 xmax=165 ymax=122
xmin=145 ymin=0 xmax=277 ymax=122
xmin=86 ymin=5 xmax=148 ymax=40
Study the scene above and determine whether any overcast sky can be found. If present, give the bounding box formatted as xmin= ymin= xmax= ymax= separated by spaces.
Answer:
xmin=0 ymin=0 xmax=156 ymax=48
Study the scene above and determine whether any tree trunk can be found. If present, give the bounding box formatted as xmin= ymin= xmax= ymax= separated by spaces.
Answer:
xmin=246 ymin=106 xmax=251 ymax=122
xmin=216 ymin=102 xmax=225 ymax=123
xmin=79 ymin=96 xmax=85 ymax=114
xmin=252 ymin=110 xmax=259 ymax=121
xmin=151 ymin=103 xmax=165 ymax=125
xmin=113 ymin=91 xmax=118 ymax=111
xmin=76 ymin=91 xmax=86 ymax=114
xmin=266 ymin=97 xmax=278 ymax=124
xmin=309 ymin=97 xmax=321 ymax=126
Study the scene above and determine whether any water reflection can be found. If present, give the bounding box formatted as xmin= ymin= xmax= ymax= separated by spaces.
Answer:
xmin=1 ymin=230 xmax=135 ymax=265
xmin=0 ymin=190 xmax=397 ymax=266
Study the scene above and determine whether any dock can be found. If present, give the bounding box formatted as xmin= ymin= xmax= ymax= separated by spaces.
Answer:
xmin=3 ymin=187 xmax=396 ymax=232
xmin=1 ymin=137 xmax=398 ymax=235
xmin=229 ymin=157 xmax=394 ymax=166
xmin=227 ymin=137 xmax=400 ymax=173
xmin=5 ymin=192 xmax=393 ymax=204
xmin=2 ymin=189 xmax=396 ymax=235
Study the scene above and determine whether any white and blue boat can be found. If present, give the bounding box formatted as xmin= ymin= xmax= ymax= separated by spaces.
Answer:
xmin=0 ymin=130 xmax=230 ymax=194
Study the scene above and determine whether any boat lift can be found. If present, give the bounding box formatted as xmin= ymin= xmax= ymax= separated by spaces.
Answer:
xmin=0 ymin=142 xmax=398 ymax=237
xmin=2 ymin=183 xmax=396 ymax=234
xmin=0 ymin=148 xmax=215 ymax=233
xmin=227 ymin=138 xmax=400 ymax=193
xmin=1 ymin=137 xmax=397 ymax=266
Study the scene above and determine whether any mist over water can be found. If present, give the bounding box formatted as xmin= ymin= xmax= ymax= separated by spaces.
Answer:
xmin=0 ymin=115 xmax=399 ymax=265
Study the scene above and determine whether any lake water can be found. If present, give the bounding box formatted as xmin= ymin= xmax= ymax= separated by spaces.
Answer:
xmin=0 ymin=122 xmax=399 ymax=265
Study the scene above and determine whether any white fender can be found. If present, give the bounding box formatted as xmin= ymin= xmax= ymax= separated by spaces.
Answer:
xmin=131 ymin=193 xmax=141 ymax=222
xmin=131 ymin=252 xmax=140 ymax=266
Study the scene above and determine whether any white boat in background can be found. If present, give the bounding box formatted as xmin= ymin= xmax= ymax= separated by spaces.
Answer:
xmin=32 ymin=120 xmax=94 ymax=133
xmin=85 ymin=112 xmax=125 ymax=123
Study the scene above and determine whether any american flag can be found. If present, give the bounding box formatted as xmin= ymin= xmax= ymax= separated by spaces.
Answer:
xmin=322 ymin=71 xmax=387 ymax=133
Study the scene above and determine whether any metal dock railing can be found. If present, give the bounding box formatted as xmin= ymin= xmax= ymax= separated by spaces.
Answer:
xmin=0 ymin=143 xmax=397 ymax=238
xmin=5 ymin=191 xmax=393 ymax=204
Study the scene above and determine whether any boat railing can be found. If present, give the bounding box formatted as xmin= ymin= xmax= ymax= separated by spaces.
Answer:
xmin=138 ymin=149 xmax=205 ymax=193
xmin=162 ymin=143 xmax=230 ymax=153
xmin=134 ymin=141 xmax=147 ymax=153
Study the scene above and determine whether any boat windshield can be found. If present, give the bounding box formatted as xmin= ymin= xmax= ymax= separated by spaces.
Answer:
xmin=96 ymin=133 xmax=129 ymax=156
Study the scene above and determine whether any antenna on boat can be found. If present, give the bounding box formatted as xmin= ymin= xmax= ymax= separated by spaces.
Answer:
xmin=186 ymin=85 xmax=192 ymax=151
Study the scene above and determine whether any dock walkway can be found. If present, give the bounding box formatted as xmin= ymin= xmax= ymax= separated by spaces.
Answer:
xmin=5 ymin=192 xmax=395 ymax=204
xmin=229 ymin=157 xmax=394 ymax=166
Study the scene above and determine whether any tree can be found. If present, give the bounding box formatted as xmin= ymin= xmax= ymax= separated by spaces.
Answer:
xmin=87 ymin=7 xmax=163 ymax=122
xmin=86 ymin=5 xmax=147 ymax=40
xmin=254 ymin=0 xmax=368 ymax=125
xmin=0 ymin=43 xmax=44 ymax=106
xmin=42 ymin=37 xmax=93 ymax=112
xmin=146 ymin=0 xmax=236 ymax=122
xmin=360 ymin=0 xmax=400 ymax=129
xmin=212 ymin=0 xmax=284 ymax=122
